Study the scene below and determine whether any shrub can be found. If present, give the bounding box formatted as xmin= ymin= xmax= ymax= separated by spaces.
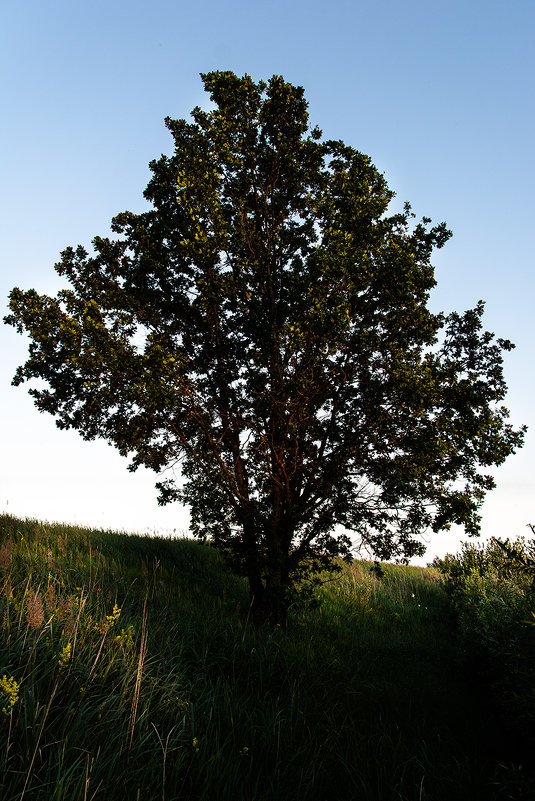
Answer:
xmin=434 ymin=534 xmax=535 ymax=727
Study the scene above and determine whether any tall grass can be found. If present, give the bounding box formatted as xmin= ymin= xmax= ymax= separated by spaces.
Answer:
xmin=0 ymin=514 xmax=530 ymax=800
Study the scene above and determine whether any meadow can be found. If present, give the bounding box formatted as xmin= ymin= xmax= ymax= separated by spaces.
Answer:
xmin=0 ymin=513 xmax=533 ymax=800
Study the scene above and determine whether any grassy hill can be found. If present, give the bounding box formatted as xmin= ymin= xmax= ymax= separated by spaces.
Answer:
xmin=0 ymin=514 xmax=530 ymax=800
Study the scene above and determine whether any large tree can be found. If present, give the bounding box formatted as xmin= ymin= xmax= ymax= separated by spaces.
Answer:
xmin=5 ymin=72 xmax=525 ymax=624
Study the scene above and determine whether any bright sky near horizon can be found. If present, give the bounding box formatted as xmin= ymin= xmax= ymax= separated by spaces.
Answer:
xmin=1 ymin=0 xmax=533 ymax=563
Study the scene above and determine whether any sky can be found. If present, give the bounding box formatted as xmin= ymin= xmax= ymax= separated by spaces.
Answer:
xmin=1 ymin=0 xmax=533 ymax=562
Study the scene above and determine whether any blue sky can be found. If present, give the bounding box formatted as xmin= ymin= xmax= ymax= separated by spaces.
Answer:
xmin=1 ymin=0 xmax=533 ymax=560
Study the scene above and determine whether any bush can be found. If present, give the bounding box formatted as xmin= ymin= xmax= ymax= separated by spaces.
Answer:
xmin=434 ymin=534 xmax=535 ymax=727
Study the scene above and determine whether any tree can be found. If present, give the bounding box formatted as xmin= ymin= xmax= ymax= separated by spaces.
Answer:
xmin=5 ymin=71 xmax=525 ymax=625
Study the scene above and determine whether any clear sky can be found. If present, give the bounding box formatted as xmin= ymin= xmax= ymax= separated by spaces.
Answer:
xmin=1 ymin=0 xmax=533 ymax=561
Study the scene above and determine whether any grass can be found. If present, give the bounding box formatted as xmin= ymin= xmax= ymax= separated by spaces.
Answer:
xmin=0 ymin=513 xmax=531 ymax=800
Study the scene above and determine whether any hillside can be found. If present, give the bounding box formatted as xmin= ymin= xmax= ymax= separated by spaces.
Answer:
xmin=0 ymin=514 xmax=530 ymax=800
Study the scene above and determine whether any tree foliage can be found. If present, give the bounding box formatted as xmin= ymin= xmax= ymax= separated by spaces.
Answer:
xmin=5 ymin=72 xmax=525 ymax=623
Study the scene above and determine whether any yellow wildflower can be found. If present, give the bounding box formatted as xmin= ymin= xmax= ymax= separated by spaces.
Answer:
xmin=175 ymin=697 xmax=190 ymax=715
xmin=58 ymin=642 xmax=72 ymax=669
xmin=105 ymin=604 xmax=121 ymax=627
xmin=0 ymin=675 xmax=20 ymax=716
xmin=113 ymin=625 xmax=135 ymax=651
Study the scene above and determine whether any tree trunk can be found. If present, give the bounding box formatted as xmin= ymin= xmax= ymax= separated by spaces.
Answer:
xmin=248 ymin=551 xmax=290 ymax=628
xmin=242 ymin=511 xmax=292 ymax=627
xmin=249 ymin=584 xmax=288 ymax=627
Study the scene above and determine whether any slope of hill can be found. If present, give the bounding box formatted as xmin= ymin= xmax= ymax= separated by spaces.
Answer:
xmin=0 ymin=514 xmax=529 ymax=800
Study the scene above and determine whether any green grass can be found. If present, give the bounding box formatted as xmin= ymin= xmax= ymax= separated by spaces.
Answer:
xmin=0 ymin=513 xmax=531 ymax=800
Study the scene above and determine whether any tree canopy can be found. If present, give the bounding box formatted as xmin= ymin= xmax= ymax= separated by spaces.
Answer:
xmin=5 ymin=71 xmax=525 ymax=624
